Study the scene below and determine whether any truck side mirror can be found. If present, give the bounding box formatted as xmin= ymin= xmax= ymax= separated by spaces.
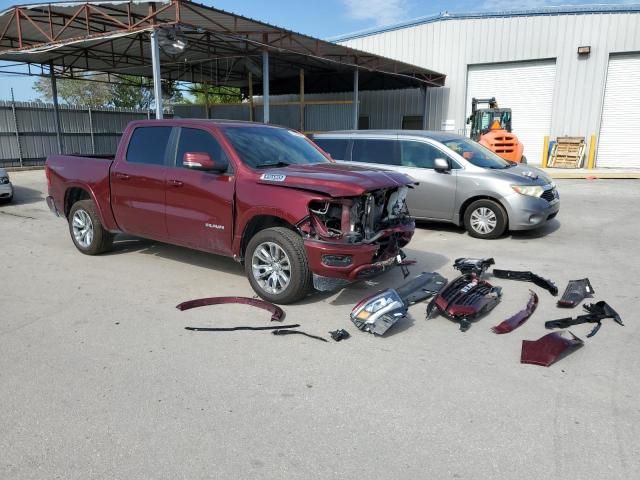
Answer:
xmin=183 ymin=152 xmax=226 ymax=172
xmin=434 ymin=158 xmax=450 ymax=172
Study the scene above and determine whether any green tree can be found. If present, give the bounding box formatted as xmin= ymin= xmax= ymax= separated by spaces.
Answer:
xmin=188 ymin=83 xmax=242 ymax=106
xmin=33 ymin=73 xmax=112 ymax=107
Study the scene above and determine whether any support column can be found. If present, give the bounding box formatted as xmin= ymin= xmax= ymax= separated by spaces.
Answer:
xmin=299 ymin=68 xmax=305 ymax=132
xmin=422 ymin=87 xmax=428 ymax=130
xmin=50 ymin=63 xmax=64 ymax=154
xmin=88 ymin=107 xmax=96 ymax=154
xmin=353 ymin=68 xmax=359 ymax=130
xmin=10 ymin=88 xmax=23 ymax=167
xmin=150 ymin=29 xmax=163 ymax=119
xmin=248 ymin=71 xmax=254 ymax=122
xmin=262 ymin=50 xmax=270 ymax=124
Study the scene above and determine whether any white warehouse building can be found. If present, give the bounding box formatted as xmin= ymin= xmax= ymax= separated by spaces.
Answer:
xmin=334 ymin=5 xmax=640 ymax=168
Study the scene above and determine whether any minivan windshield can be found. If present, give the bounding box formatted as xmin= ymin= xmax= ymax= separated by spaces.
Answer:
xmin=441 ymin=137 xmax=514 ymax=169
xmin=223 ymin=126 xmax=330 ymax=169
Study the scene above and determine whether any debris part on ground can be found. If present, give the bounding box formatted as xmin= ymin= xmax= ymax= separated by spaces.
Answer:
xmin=557 ymin=278 xmax=595 ymax=308
xmin=492 ymin=290 xmax=538 ymax=334
xmin=176 ymin=296 xmax=285 ymax=322
xmin=427 ymin=274 xmax=502 ymax=332
xmin=521 ymin=331 xmax=584 ymax=367
xmin=329 ymin=329 xmax=351 ymax=341
xmin=492 ymin=268 xmax=558 ymax=296
xmin=272 ymin=329 xmax=328 ymax=342
xmin=545 ymin=301 xmax=623 ymax=337
xmin=453 ymin=257 xmax=495 ymax=276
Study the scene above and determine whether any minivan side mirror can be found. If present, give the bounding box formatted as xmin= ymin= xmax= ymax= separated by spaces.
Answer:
xmin=434 ymin=158 xmax=450 ymax=172
xmin=183 ymin=152 xmax=226 ymax=172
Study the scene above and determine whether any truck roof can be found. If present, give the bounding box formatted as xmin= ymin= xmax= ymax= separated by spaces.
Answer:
xmin=128 ymin=119 xmax=284 ymax=129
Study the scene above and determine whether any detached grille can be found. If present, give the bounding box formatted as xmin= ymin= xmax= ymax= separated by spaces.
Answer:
xmin=541 ymin=188 xmax=557 ymax=202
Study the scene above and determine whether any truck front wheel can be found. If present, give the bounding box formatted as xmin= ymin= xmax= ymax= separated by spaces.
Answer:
xmin=68 ymin=200 xmax=114 ymax=255
xmin=245 ymin=227 xmax=312 ymax=304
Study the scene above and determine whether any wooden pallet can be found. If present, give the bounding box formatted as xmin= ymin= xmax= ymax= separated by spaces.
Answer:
xmin=548 ymin=137 xmax=586 ymax=168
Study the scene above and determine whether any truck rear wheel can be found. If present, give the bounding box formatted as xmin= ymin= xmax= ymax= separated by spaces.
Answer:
xmin=68 ymin=200 xmax=114 ymax=255
xmin=245 ymin=227 xmax=312 ymax=304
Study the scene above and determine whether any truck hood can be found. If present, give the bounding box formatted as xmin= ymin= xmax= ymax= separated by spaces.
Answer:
xmin=256 ymin=163 xmax=414 ymax=197
xmin=488 ymin=165 xmax=553 ymax=186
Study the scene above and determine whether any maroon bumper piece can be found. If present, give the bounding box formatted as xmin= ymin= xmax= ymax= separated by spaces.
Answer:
xmin=520 ymin=331 xmax=584 ymax=367
xmin=492 ymin=290 xmax=538 ymax=334
xmin=176 ymin=296 xmax=285 ymax=322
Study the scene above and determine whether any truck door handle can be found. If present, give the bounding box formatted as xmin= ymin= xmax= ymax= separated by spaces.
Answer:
xmin=168 ymin=179 xmax=184 ymax=187
xmin=115 ymin=173 xmax=130 ymax=180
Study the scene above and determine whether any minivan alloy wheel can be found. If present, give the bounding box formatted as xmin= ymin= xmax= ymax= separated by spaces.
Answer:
xmin=251 ymin=241 xmax=292 ymax=294
xmin=470 ymin=207 xmax=497 ymax=234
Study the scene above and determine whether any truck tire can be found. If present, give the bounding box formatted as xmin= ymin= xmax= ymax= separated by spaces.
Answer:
xmin=68 ymin=200 xmax=114 ymax=255
xmin=245 ymin=227 xmax=312 ymax=304
xmin=463 ymin=199 xmax=508 ymax=239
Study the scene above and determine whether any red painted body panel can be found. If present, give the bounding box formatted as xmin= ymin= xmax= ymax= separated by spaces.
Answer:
xmin=45 ymin=119 xmax=416 ymax=285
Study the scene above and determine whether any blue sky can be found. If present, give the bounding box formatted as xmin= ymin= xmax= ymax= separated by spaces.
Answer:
xmin=0 ymin=0 xmax=632 ymax=101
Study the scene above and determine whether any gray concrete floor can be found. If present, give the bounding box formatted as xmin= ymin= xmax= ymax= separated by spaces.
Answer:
xmin=1 ymin=171 xmax=639 ymax=480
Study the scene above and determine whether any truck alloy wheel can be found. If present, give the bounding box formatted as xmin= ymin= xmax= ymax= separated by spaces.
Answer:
xmin=251 ymin=241 xmax=292 ymax=294
xmin=244 ymin=227 xmax=312 ymax=304
xmin=464 ymin=199 xmax=507 ymax=239
xmin=68 ymin=200 xmax=114 ymax=255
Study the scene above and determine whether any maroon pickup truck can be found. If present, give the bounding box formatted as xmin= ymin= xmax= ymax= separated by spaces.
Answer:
xmin=46 ymin=120 xmax=415 ymax=303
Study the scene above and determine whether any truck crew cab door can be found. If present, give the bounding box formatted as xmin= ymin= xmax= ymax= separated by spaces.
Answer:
xmin=110 ymin=126 xmax=172 ymax=240
xmin=165 ymin=126 xmax=235 ymax=255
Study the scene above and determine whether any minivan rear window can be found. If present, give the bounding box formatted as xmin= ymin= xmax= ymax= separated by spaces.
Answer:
xmin=313 ymin=138 xmax=349 ymax=160
xmin=352 ymin=139 xmax=400 ymax=165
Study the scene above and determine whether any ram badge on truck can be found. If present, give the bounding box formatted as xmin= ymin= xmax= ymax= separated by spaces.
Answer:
xmin=45 ymin=120 xmax=415 ymax=304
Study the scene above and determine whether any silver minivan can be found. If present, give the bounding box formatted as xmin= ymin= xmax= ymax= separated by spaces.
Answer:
xmin=312 ymin=130 xmax=559 ymax=239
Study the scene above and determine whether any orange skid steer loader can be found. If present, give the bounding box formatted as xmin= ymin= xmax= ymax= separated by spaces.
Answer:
xmin=467 ymin=97 xmax=526 ymax=164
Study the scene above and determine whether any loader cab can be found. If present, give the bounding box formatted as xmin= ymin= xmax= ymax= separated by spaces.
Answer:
xmin=468 ymin=108 xmax=513 ymax=140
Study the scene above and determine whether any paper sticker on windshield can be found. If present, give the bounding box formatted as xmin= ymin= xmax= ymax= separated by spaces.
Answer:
xmin=260 ymin=173 xmax=287 ymax=182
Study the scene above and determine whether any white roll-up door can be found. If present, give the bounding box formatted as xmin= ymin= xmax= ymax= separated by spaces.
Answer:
xmin=598 ymin=55 xmax=640 ymax=168
xmin=466 ymin=60 xmax=556 ymax=165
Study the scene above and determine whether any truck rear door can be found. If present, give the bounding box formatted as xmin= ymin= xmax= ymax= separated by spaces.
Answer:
xmin=110 ymin=126 xmax=172 ymax=240
xmin=164 ymin=126 xmax=234 ymax=255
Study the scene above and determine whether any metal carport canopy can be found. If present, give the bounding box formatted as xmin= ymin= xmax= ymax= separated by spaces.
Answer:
xmin=0 ymin=0 xmax=446 ymax=94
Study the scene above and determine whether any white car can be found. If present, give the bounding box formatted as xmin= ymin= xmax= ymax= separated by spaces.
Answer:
xmin=0 ymin=168 xmax=14 ymax=203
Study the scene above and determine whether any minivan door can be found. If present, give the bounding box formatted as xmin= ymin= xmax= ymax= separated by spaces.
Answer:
xmin=397 ymin=140 xmax=458 ymax=220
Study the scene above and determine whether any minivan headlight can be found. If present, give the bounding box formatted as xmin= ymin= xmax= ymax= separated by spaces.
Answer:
xmin=512 ymin=185 xmax=544 ymax=197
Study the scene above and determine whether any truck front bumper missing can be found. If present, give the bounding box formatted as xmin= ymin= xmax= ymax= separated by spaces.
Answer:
xmin=304 ymin=223 xmax=415 ymax=291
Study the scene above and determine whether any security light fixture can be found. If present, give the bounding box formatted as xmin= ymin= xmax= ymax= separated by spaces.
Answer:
xmin=577 ymin=46 xmax=591 ymax=56
xmin=156 ymin=27 xmax=188 ymax=56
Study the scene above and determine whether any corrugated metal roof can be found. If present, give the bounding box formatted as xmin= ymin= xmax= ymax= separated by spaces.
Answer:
xmin=0 ymin=0 xmax=446 ymax=93
xmin=330 ymin=4 xmax=640 ymax=42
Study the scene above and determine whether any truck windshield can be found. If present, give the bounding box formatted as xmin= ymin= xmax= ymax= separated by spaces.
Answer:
xmin=441 ymin=137 xmax=513 ymax=169
xmin=223 ymin=126 xmax=330 ymax=169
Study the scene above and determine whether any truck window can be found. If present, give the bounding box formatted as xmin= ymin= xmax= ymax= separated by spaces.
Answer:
xmin=126 ymin=127 xmax=172 ymax=166
xmin=313 ymin=138 xmax=349 ymax=160
xmin=223 ymin=126 xmax=330 ymax=168
xmin=399 ymin=141 xmax=443 ymax=169
xmin=351 ymin=139 xmax=400 ymax=166
xmin=176 ymin=128 xmax=229 ymax=170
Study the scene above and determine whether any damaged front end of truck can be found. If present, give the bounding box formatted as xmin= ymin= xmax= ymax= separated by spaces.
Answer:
xmin=297 ymin=185 xmax=415 ymax=291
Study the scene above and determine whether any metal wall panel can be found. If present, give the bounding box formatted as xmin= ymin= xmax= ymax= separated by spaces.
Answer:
xmin=0 ymin=101 xmax=159 ymax=167
xmin=340 ymin=11 xmax=640 ymax=162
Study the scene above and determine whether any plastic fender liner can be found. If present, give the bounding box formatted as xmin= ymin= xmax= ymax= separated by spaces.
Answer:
xmin=176 ymin=296 xmax=285 ymax=322
xmin=492 ymin=269 xmax=558 ymax=296
xmin=426 ymin=274 xmax=502 ymax=332
xmin=557 ymin=278 xmax=595 ymax=308
xmin=521 ymin=331 xmax=584 ymax=367
xmin=545 ymin=301 xmax=623 ymax=338
xmin=492 ymin=290 xmax=538 ymax=334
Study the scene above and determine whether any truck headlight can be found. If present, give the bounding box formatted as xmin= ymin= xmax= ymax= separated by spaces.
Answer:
xmin=512 ymin=185 xmax=544 ymax=197
xmin=350 ymin=289 xmax=407 ymax=335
